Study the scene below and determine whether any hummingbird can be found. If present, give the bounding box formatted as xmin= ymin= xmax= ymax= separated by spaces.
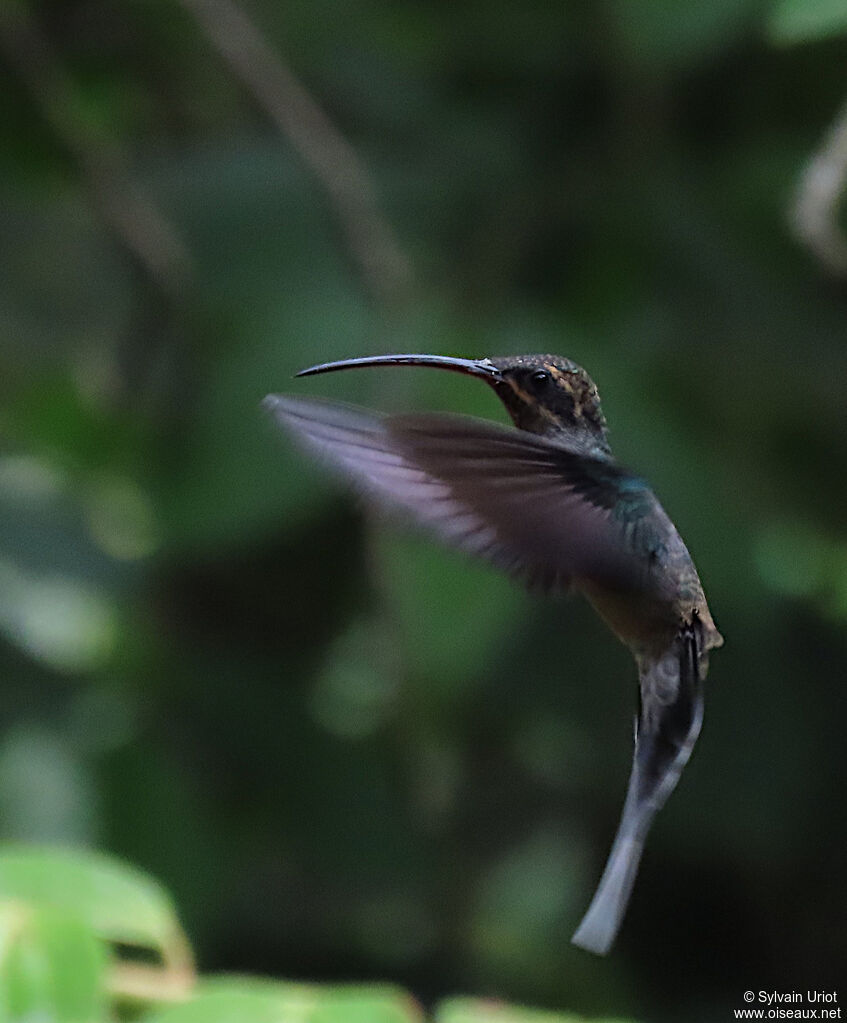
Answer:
xmin=263 ymin=352 xmax=722 ymax=955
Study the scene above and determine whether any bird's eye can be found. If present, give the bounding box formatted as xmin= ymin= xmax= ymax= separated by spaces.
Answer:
xmin=530 ymin=369 xmax=551 ymax=388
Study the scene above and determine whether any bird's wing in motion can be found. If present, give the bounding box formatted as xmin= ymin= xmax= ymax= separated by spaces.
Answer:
xmin=264 ymin=394 xmax=661 ymax=594
xmin=571 ymin=620 xmax=703 ymax=955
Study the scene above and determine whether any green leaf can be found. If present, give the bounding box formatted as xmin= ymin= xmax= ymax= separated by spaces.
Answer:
xmin=310 ymin=985 xmax=422 ymax=1023
xmin=140 ymin=990 xmax=311 ymax=1023
xmin=0 ymin=903 xmax=107 ymax=1023
xmin=434 ymin=1002 xmax=635 ymax=1023
xmin=139 ymin=981 xmax=422 ymax=1023
xmin=0 ymin=846 xmax=189 ymax=967
xmin=768 ymin=0 xmax=847 ymax=44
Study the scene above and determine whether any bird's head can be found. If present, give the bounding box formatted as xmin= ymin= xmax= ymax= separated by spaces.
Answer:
xmin=297 ymin=352 xmax=609 ymax=449
xmin=485 ymin=354 xmax=607 ymax=443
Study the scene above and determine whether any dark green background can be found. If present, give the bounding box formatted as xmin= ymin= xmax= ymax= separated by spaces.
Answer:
xmin=1 ymin=1 xmax=846 ymax=1020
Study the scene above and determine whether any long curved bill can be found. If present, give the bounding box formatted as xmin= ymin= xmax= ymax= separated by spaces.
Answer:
xmin=296 ymin=353 xmax=501 ymax=382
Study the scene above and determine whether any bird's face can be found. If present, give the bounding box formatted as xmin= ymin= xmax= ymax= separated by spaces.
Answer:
xmin=487 ymin=355 xmax=607 ymax=443
xmin=296 ymin=352 xmax=608 ymax=449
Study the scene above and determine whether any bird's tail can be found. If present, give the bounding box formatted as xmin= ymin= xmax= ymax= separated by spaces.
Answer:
xmin=571 ymin=620 xmax=704 ymax=955
xmin=570 ymin=781 xmax=648 ymax=955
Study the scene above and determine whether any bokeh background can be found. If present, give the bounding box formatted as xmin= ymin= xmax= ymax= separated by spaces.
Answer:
xmin=2 ymin=1 xmax=847 ymax=1020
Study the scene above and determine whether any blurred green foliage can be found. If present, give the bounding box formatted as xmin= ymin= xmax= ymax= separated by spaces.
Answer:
xmin=0 ymin=845 xmax=632 ymax=1023
xmin=1 ymin=1 xmax=847 ymax=1021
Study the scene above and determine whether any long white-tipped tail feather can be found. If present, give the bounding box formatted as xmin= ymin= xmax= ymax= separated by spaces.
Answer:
xmin=571 ymin=796 xmax=645 ymax=954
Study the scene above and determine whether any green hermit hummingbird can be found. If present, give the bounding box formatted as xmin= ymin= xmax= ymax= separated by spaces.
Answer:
xmin=263 ymin=353 xmax=723 ymax=955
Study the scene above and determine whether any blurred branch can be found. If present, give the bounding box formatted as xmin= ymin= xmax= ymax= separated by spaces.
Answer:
xmin=109 ymin=962 xmax=194 ymax=1006
xmin=792 ymin=97 xmax=847 ymax=278
xmin=179 ymin=0 xmax=413 ymax=308
xmin=0 ymin=5 xmax=191 ymax=299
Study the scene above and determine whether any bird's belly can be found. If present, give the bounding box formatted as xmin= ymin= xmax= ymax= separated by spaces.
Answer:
xmin=579 ymin=576 xmax=723 ymax=659
xmin=578 ymin=580 xmax=678 ymax=656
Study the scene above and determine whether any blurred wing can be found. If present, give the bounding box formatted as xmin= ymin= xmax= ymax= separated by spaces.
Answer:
xmin=264 ymin=394 xmax=661 ymax=593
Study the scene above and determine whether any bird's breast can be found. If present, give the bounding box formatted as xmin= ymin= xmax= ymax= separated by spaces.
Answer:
xmin=578 ymin=573 xmax=722 ymax=661
xmin=578 ymin=580 xmax=678 ymax=657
